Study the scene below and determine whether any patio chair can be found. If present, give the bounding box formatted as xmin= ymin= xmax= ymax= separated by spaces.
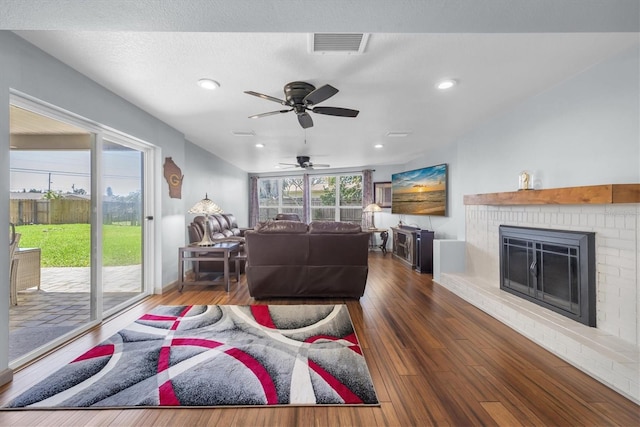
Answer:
xmin=9 ymin=233 xmax=20 ymax=305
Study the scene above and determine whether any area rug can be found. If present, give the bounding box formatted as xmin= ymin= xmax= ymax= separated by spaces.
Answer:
xmin=4 ymin=304 xmax=378 ymax=408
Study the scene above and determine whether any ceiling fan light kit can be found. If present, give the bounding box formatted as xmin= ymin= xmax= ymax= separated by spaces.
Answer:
xmin=279 ymin=155 xmax=330 ymax=170
xmin=245 ymin=81 xmax=359 ymax=129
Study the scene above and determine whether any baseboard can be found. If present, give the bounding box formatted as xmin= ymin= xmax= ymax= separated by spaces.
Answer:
xmin=0 ymin=368 xmax=13 ymax=387
xmin=160 ymin=279 xmax=179 ymax=294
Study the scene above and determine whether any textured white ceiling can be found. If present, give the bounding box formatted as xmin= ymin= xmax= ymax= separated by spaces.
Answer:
xmin=4 ymin=1 xmax=639 ymax=173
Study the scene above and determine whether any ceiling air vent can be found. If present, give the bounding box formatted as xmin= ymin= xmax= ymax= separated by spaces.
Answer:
xmin=309 ymin=33 xmax=369 ymax=54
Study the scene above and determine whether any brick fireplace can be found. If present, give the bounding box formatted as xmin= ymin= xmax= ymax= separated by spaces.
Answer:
xmin=437 ymin=184 xmax=639 ymax=404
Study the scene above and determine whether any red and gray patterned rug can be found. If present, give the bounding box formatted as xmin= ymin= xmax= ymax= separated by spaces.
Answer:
xmin=5 ymin=304 xmax=378 ymax=408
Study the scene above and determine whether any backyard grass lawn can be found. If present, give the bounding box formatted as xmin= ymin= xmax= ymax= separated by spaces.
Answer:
xmin=15 ymin=224 xmax=141 ymax=267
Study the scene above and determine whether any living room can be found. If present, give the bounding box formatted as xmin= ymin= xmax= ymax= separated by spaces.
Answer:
xmin=1 ymin=1 xmax=639 ymax=423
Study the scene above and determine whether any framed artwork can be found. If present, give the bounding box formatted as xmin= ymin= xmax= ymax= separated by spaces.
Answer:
xmin=374 ymin=181 xmax=392 ymax=208
xmin=391 ymin=163 xmax=447 ymax=216
xmin=163 ymin=157 xmax=184 ymax=199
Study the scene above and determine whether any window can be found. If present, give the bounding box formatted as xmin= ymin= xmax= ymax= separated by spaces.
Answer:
xmin=258 ymin=177 xmax=304 ymax=221
xmin=258 ymin=174 xmax=362 ymax=224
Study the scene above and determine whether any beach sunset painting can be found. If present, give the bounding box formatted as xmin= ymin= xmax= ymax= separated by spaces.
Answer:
xmin=391 ymin=164 xmax=447 ymax=216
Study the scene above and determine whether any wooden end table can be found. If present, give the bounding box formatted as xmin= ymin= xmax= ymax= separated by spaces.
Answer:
xmin=365 ymin=228 xmax=388 ymax=251
xmin=178 ymin=242 xmax=240 ymax=292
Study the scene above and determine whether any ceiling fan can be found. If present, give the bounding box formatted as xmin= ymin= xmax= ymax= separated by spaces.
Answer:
xmin=245 ymin=81 xmax=359 ymax=129
xmin=279 ymin=156 xmax=330 ymax=170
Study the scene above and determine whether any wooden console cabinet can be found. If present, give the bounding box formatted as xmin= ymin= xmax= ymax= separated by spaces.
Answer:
xmin=391 ymin=226 xmax=434 ymax=273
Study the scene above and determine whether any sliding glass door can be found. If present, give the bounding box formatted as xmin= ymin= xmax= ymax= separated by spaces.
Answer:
xmin=101 ymin=139 xmax=147 ymax=315
xmin=8 ymin=96 xmax=155 ymax=367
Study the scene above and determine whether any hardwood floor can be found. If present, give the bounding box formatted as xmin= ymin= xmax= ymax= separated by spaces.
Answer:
xmin=1 ymin=253 xmax=638 ymax=426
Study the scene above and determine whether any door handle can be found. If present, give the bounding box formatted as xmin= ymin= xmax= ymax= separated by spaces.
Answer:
xmin=145 ymin=216 xmax=154 ymax=220
xmin=529 ymin=260 xmax=537 ymax=278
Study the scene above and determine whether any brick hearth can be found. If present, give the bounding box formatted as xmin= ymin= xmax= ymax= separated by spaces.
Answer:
xmin=438 ymin=202 xmax=639 ymax=404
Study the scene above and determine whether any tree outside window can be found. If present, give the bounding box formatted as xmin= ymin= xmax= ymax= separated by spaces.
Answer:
xmin=258 ymin=177 xmax=304 ymax=221
xmin=312 ymin=174 xmax=363 ymax=223
xmin=257 ymin=174 xmax=362 ymax=224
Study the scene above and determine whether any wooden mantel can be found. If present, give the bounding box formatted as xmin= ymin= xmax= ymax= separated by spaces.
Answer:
xmin=464 ymin=184 xmax=640 ymax=206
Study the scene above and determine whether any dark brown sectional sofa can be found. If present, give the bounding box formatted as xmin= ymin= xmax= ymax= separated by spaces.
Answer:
xmin=244 ymin=220 xmax=370 ymax=299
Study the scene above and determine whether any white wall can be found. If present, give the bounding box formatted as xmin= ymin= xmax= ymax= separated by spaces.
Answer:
xmin=457 ymin=45 xmax=639 ymax=230
xmin=183 ymin=141 xmax=249 ymax=227
xmin=380 ymin=44 xmax=639 ymax=241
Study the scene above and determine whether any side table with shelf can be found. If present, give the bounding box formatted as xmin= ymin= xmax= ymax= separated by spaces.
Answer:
xmin=365 ymin=228 xmax=388 ymax=251
xmin=178 ymin=242 xmax=240 ymax=292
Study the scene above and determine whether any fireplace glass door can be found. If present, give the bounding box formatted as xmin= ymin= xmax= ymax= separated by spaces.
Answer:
xmin=499 ymin=226 xmax=595 ymax=327
xmin=539 ymin=243 xmax=579 ymax=314
xmin=502 ymin=238 xmax=581 ymax=316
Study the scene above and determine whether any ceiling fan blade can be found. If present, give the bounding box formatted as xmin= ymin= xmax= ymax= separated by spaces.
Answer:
xmin=249 ymin=109 xmax=292 ymax=119
xmin=303 ymin=84 xmax=338 ymax=105
xmin=312 ymin=163 xmax=331 ymax=167
xmin=244 ymin=91 xmax=287 ymax=105
xmin=311 ymin=106 xmax=359 ymax=117
xmin=298 ymin=113 xmax=313 ymax=129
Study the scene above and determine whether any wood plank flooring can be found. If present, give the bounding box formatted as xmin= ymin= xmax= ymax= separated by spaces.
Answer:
xmin=1 ymin=253 xmax=638 ymax=426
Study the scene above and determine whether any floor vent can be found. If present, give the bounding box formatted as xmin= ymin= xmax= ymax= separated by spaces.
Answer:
xmin=309 ymin=33 xmax=369 ymax=54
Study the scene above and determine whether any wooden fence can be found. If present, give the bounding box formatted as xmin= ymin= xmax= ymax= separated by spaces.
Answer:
xmin=258 ymin=207 xmax=363 ymax=224
xmin=10 ymin=199 xmax=141 ymax=225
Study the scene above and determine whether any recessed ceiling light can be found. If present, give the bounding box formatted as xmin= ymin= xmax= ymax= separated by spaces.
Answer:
xmin=197 ymin=78 xmax=220 ymax=90
xmin=436 ymin=79 xmax=457 ymax=90
xmin=255 ymin=143 xmax=265 ymax=148
xmin=231 ymin=131 xmax=255 ymax=137
xmin=386 ymin=131 xmax=411 ymax=137
xmin=374 ymin=144 xmax=384 ymax=148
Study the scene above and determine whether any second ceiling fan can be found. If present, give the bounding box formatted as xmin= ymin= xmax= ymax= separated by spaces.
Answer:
xmin=245 ymin=81 xmax=359 ymax=129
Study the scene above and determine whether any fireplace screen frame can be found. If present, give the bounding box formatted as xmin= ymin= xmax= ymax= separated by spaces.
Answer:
xmin=499 ymin=225 xmax=596 ymax=327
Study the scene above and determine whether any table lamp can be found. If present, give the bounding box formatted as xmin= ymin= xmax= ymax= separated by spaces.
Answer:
xmin=363 ymin=203 xmax=382 ymax=229
xmin=188 ymin=193 xmax=223 ymax=246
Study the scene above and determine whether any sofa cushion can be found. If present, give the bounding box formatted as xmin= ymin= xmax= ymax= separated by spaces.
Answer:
xmin=308 ymin=221 xmax=361 ymax=234
xmin=222 ymin=213 xmax=243 ymax=236
xmin=308 ymin=233 xmax=369 ymax=265
xmin=245 ymin=233 xmax=309 ymax=265
xmin=254 ymin=220 xmax=308 ymax=234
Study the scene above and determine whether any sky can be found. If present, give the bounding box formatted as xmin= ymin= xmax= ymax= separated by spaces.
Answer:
xmin=10 ymin=150 xmax=142 ymax=196
xmin=391 ymin=164 xmax=447 ymax=193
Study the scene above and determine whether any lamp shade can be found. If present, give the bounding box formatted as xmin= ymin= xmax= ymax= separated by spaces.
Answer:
xmin=188 ymin=193 xmax=223 ymax=215
xmin=363 ymin=203 xmax=382 ymax=213
xmin=188 ymin=194 xmax=223 ymax=246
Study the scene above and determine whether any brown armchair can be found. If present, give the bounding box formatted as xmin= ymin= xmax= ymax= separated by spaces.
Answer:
xmin=187 ymin=214 xmax=246 ymax=275
xmin=275 ymin=213 xmax=302 ymax=222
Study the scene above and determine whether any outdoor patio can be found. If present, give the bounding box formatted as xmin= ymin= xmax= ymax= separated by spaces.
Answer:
xmin=9 ymin=265 xmax=141 ymax=361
